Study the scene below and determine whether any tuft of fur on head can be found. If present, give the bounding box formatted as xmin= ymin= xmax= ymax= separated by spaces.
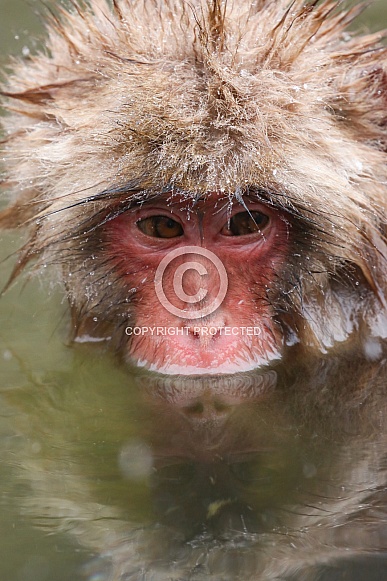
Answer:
xmin=1 ymin=0 xmax=387 ymax=351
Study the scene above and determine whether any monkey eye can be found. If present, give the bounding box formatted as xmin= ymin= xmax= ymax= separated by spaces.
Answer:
xmin=136 ymin=215 xmax=184 ymax=238
xmin=221 ymin=211 xmax=270 ymax=236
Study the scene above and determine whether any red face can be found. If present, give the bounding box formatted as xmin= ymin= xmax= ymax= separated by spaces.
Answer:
xmin=106 ymin=194 xmax=289 ymax=375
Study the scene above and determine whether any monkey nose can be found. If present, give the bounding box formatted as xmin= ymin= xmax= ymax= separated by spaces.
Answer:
xmin=185 ymin=314 xmax=227 ymax=338
xmin=189 ymin=325 xmax=222 ymax=338
xmin=182 ymin=397 xmax=231 ymax=421
xmin=185 ymin=325 xmax=222 ymax=349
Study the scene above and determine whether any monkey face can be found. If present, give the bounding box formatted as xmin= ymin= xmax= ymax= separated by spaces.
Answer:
xmin=101 ymin=193 xmax=288 ymax=374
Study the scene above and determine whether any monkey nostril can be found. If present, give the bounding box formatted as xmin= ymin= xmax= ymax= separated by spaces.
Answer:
xmin=187 ymin=322 xmax=226 ymax=341
xmin=213 ymin=399 xmax=229 ymax=413
xmin=183 ymin=401 xmax=204 ymax=416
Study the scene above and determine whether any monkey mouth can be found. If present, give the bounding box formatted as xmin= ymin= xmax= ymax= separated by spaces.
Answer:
xmin=132 ymin=355 xmax=280 ymax=376
xmin=127 ymin=327 xmax=282 ymax=376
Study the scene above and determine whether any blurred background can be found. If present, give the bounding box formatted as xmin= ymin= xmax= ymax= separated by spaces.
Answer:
xmin=0 ymin=0 xmax=387 ymax=63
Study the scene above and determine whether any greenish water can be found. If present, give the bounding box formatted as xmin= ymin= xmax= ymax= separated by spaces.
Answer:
xmin=1 ymin=2 xmax=387 ymax=581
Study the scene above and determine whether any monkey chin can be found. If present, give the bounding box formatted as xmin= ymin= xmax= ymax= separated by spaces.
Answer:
xmin=127 ymin=330 xmax=282 ymax=376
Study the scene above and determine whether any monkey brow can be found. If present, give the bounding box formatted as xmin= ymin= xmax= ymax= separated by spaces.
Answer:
xmin=38 ymin=182 xmax=146 ymax=219
xmin=43 ymin=183 xmax=199 ymax=239
xmin=42 ymin=182 xmax=325 ymax=243
xmin=247 ymin=187 xmax=321 ymax=226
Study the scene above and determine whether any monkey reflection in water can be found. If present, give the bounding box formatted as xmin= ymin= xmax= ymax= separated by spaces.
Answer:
xmin=2 ymin=355 xmax=387 ymax=581
xmin=1 ymin=0 xmax=387 ymax=580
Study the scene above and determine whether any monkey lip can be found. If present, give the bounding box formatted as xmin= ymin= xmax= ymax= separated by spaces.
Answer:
xmin=128 ymin=331 xmax=282 ymax=376
xmin=133 ymin=356 xmax=279 ymax=376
